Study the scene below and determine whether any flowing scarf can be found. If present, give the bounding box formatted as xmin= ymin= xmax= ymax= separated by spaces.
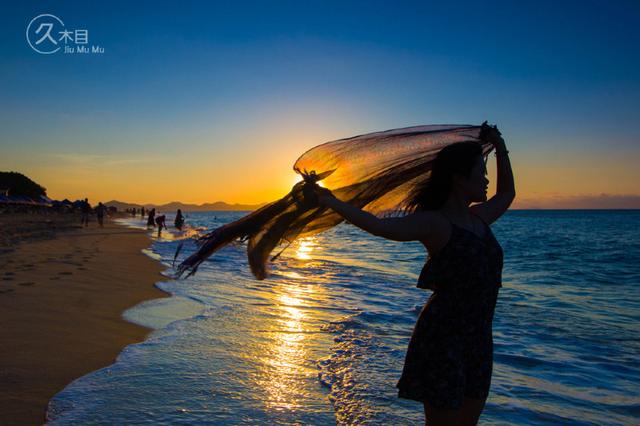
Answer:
xmin=175 ymin=122 xmax=495 ymax=280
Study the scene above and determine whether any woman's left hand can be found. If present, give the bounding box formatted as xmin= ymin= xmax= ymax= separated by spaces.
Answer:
xmin=480 ymin=121 xmax=506 ymax=149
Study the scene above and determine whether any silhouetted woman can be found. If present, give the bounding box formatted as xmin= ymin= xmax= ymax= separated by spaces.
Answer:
xmin=174 ymin=209 xmax=185 ymax=230
xmin=311 ymin=126 xmax=514 ymax=425
xmin=147 ymin=208 xmax=156 ymax=228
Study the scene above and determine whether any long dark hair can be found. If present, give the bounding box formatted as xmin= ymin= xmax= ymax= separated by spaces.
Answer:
xmin=405 ymin=141 xmax=484 ymax=211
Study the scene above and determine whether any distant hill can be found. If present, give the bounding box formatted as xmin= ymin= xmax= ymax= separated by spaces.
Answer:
xmin=103 ymin=200 xmax=269 ymax=212
xmin=0 ymin=171 xmax=47 ymax=198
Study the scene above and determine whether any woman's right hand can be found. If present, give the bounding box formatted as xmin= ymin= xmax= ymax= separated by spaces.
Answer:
xmin=293 ymin=181 xmax=335 ymax=209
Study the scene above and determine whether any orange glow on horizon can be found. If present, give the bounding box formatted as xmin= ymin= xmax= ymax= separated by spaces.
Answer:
xmin=4 ymin=135 xmax=640 ymax=209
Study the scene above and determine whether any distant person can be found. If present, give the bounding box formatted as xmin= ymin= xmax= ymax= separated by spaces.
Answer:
xmin=147 ymin=208 xmax=156 ymax=228
xmin=131 ymin=207 xmax=137 ymax=217
xmin=155 ymin=214 xmax=167 ymax=237
xmin=141 ymin=206 xmax=145 ymax=219
xmin=95 ymin=202 xmax=106 ymax=227
xmin=174 ymin=209 xmax=185 ymax=230
xmin=80 ymin=198 xmax=91 ymax=227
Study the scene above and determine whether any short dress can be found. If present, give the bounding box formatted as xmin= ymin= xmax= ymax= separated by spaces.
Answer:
xmin=396 ymin=212 xmax=504 ymax=409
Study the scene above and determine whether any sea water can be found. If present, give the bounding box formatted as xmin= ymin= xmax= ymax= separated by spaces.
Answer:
xmin=45 ymin=210 xmax=640 ymax=425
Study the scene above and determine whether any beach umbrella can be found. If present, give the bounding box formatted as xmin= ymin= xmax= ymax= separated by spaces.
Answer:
xmin=175 ymin=122 xmax=497 ymax=280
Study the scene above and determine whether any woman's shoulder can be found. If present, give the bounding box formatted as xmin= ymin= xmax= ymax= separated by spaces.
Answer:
xmin=414 ymin=209 xmax=450 ymax=229
xmin=416 ymin=210 xmax=452 ymax=254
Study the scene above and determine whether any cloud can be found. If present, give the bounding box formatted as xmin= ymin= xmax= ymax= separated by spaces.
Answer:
xmin=513 ymin=193 xmax=640 ymax=209
xmin=47 ymin=153 xmax=154 ymax=167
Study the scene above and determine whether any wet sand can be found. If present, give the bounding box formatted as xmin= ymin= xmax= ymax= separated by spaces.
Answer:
xmin=0 ymin=215 xmax=169 ymax=425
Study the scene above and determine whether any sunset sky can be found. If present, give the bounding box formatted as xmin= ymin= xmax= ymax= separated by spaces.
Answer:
xmin=1 ymin=1 xmax=639 ymax=208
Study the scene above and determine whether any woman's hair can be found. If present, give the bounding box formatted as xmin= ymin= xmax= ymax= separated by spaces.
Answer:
xmin=405 ymin=141 xmax=483 ymax=212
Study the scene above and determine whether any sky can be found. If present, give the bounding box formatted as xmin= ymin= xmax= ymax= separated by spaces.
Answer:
xmin=1 ymin=0 xmax=639 ymax=208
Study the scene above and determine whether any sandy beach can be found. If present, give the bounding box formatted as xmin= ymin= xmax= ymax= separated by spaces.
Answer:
xmin=0 ymin=215 xmax=169 ymax=425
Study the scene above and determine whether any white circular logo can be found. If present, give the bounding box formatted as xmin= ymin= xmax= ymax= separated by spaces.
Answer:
xmin=26 ymin=14 xmax=65 ymax=54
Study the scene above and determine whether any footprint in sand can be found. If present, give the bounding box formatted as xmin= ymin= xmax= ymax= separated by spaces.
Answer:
xmin=58 ymin=271 xmax=73 ymax=276
xmin=0 ymin=289 xmax=15 ymax=293
xmin=77 ymin=266 xmax=87 ymax=271
xmin=49 ymin=276 xmax=60 ymax=281
xmin=2 ymin=277 xmax=14 ymax=281
xmin=19 ymin=282 xmax=35 ymax=286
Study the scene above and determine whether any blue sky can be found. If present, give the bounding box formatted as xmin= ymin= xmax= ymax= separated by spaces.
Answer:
xmin=1 ymin=1 xmax=639 ymax=206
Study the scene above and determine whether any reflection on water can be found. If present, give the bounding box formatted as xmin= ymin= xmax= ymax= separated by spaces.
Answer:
xmin=256 ymin=236 xmax=325 ymax=411
xmin=260 ymin=285 xmax=309 ymax=410
xmin=295 ymin=237 xmax=316 ymax=260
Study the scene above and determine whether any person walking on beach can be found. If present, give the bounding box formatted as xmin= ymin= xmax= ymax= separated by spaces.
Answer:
xmin=141 ymin=206 xmax=145 ymax=219
xmin=309 ymin=126 xmax=514 ymax=425
xmin=174 ymin=209 xmax=185 ymax=230
xmin=155 ymin=214 xmax=167 ymax=237
xmin=147 ymin=208 xmax=156 ymax=228
xmin=95 ymin=202 xmax=106 ymax=228
xmin=80 ymin=198 xmax=91 ymax=227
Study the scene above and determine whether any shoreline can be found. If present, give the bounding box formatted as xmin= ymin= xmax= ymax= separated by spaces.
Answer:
xmin=0 ymin=215 xmax=170 ymax=425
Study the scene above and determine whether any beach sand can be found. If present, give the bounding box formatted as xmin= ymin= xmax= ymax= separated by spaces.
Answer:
xmin=0 ymin=215 xmax=169 ymax=425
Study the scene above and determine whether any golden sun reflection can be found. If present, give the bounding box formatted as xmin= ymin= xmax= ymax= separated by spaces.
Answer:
xmin=279 ymin=271 xmax=303 ymax=279
xmin=295 ymin=236 xmax=317 ymax=260
xmin=255 ymin=276 xmax=327 ymax=412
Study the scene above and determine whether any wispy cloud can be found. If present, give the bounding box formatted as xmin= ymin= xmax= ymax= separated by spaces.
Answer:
xmin=47 ymin=153 xmax=154 ymax=167
xmin=513 ymin=193 xmax=640 ymax=209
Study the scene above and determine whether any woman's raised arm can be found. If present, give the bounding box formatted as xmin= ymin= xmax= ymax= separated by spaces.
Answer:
xmin=471 ymin=125 xmax=516 ymax=225
xmin=319 ymin=194 xmax=433 ymax=242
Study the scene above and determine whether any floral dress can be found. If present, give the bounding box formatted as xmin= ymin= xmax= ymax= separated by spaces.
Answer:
xmin=396 ymin=212 xmax=504 ymax=409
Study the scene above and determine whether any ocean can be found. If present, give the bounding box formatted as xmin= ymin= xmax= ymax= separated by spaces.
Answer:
xmin=45 ymin=210 xmax=640 ymax=425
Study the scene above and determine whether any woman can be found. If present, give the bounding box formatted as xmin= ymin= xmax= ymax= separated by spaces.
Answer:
xmin=174 ymin=209 xmax=185 ymax=230
xmin=146 ymin=208 xmax=156 ymax=229
xmin=311 ymin=126 xmax=514 ymax=425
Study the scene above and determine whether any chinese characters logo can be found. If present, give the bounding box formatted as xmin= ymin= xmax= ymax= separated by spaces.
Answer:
xmin=26 ymin=14 xmax=104 ymax=55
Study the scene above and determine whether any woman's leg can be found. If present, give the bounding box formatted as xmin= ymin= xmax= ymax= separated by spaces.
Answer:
xmin=423 ymin=395 xmax=486 ymax=426
xmin=458 ymin=396 xmax=487 ymax=425
xmin=423 ymin=400 xmax=461 ymax=426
